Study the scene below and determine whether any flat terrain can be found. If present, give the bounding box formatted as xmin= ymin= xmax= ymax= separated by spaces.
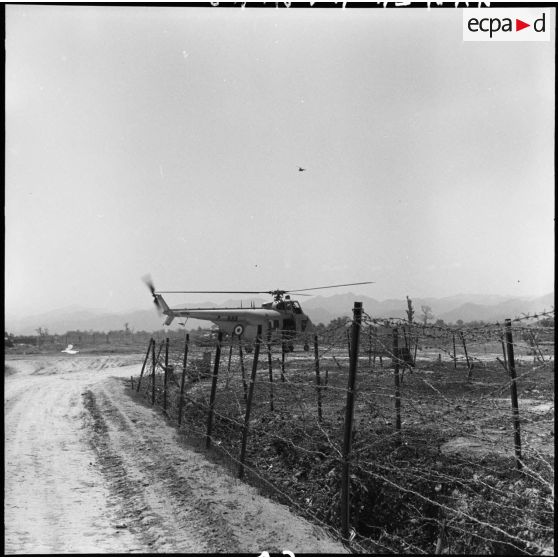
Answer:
xmin=4 ymin=354 xmax=347 ymax=555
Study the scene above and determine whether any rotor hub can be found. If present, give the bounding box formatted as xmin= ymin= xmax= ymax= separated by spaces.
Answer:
xmin=270 ymin=289 xmax=287 ymax=301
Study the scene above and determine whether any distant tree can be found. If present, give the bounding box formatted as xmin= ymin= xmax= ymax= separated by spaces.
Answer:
xmin=420 ymin=305 xmax=434 ymax=325
xmin=406 ymin=296 xmax=415 ymax=323
xmin=328 ymin=316 xmax=350 ymax=329
xmin=36 ymin=327 xmax=50 ymax=347
xmin=456 ymin=319 xmax=464 ymax=327
xmin=434 ymin=319 xmax=445 ymax=327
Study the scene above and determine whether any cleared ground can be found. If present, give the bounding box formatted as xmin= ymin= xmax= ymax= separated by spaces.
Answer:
xmin=4 ymin=354 xmax=347 ymax=555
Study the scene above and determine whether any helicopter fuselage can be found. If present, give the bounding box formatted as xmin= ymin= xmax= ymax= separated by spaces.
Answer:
xmin=155 ymin=294 xmax=312 ymax=341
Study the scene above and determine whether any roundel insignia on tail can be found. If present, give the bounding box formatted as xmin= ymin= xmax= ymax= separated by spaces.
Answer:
xmin=233 ymin=324 xmax=245 ymax=337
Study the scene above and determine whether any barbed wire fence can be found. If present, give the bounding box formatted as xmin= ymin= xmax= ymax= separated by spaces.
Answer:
xmin=129 ymin=306 xmax=554 ymax=555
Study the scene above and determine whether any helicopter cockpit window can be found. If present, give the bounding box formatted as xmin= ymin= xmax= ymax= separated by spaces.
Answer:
xmin=292 ymin=301 xmax=302 ymax=314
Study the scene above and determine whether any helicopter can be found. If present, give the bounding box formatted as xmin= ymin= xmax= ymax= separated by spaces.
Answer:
xmin=143 ymin=277 xmax=373 ymax=351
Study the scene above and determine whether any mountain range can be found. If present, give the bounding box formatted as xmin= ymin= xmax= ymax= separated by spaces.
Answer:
xmin=302 ymin=292 xmax=554 ymax=325
xmin=5 ymin=293 xmax=554 ymax=335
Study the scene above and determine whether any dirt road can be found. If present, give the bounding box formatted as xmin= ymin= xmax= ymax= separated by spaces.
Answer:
xmin=4 ymin=355 xmax=347 ymax=555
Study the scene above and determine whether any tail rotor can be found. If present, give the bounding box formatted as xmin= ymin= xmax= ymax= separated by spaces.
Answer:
xmin=142 ymin=274 xmax=163 ymax=316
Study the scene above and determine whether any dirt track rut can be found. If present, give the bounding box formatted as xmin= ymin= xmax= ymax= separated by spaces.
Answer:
xmin=4 ymin=355 xmax=347 ymax=555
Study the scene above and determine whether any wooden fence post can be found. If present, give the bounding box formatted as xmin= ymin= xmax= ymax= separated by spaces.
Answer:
xmin=163 ymin=337 xmax=169 ymax=412
xmin=226 ymin=336 xmax=234 ymax=389
xmin=150 ymin=340 xmax=165 ymax=404
xmin=206 ymin=331 xmax=223 ymax=449
xmin=504 ymin=319 xmax=523 ymax=470
xmin=280 ymin=334 xmax=286 ymax=382
xmin=151 ymin=339 xmax=156 ymax=405
xmin=178 ymin=334 xmax=189 ymax=426
xmin=239 ymin=339 xmax=248 ymax=401
xmin=137 ymin=338 xmax=153 ymax=392
xmin=266 ymin=329 xmax=274 ymax=412
xmin=413 ymin=327 xmax=419 ymax=366
xmin=341 ymin=302 xmax=362 ymax=542
xmin=368 ymin=326 xmax=372 ymax=365
xmin=314 ymin=334 xmax=323 ymax=423
xmin=501 ymin=336 xmax=508 ymax=371
xmin=238 ymin=325 xmax=262 ymax=479
xmin=393 ymin=328 xmax=402 ymax=441
xmin=460 ymin=331 xmax=472 ymax=381
xmin=452 ymin=333 xmax=457 ymax=369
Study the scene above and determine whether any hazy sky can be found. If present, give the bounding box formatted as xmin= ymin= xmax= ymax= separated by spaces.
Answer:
xmin=5 ymin=5 xmax=555 ymax=316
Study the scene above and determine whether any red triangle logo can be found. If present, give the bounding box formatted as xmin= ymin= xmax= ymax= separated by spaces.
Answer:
xmin=516 ymin=19 xmax=530 ymax=32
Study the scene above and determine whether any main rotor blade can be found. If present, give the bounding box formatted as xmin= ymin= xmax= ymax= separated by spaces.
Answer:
xmin=156 ymin=283 xmax=373 ymax=296
xmin=288 ymin=281 xmax=374 ymax=294
xmin=157 ymin=291 xmax=269 ymax=294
